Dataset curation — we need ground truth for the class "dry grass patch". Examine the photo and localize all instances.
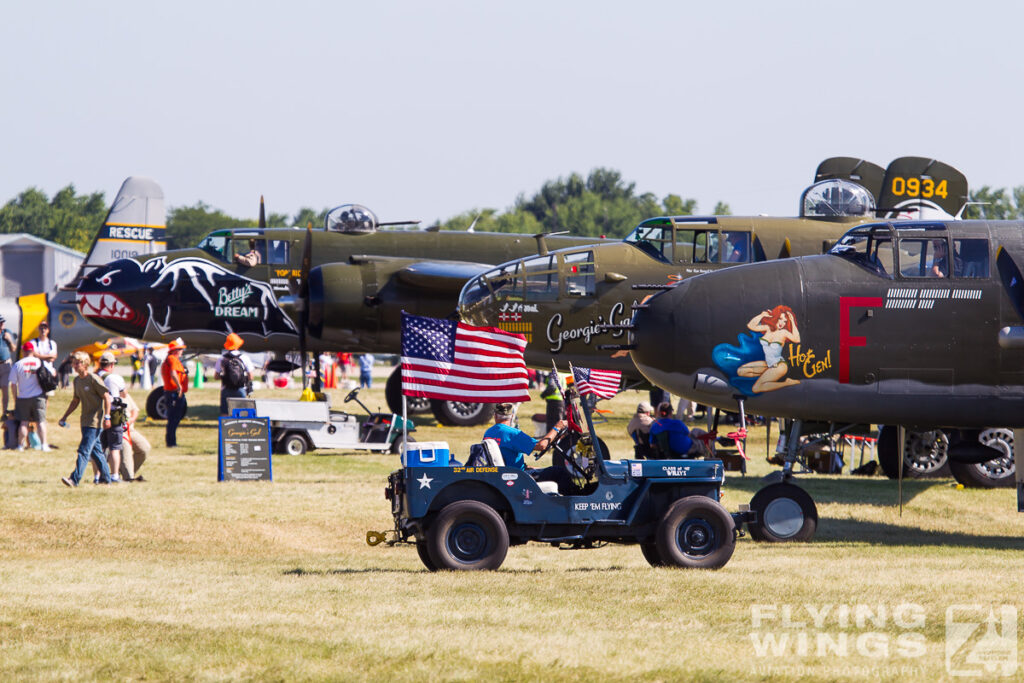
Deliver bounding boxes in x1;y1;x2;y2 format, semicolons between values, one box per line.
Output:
0;382;1021;680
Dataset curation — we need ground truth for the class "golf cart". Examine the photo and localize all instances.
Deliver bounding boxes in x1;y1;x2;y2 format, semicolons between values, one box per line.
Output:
227;388;414;455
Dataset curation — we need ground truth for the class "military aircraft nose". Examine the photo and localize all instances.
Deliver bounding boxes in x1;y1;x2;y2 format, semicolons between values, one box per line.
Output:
630;283;691;392
76;260;150;336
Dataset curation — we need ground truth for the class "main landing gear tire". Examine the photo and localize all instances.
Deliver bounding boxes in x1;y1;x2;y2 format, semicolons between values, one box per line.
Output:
877;427;950;479
385;369;431;416
145;387;187;421
949;428;1016;489
654;496;736;569
430;399;495;427
426;500;509;571
748;483;818;543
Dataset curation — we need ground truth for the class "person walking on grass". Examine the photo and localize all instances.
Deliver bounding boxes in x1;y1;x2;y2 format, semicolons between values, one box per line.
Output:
10;341;52;451
59;352;114;487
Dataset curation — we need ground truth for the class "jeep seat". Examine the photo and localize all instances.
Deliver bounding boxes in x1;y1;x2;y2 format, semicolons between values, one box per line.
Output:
535;480;560;495
482;439;504;467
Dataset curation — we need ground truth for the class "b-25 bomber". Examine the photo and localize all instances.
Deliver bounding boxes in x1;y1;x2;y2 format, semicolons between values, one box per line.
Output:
628;218;1024;534
76;199;603;425
458;157;968;377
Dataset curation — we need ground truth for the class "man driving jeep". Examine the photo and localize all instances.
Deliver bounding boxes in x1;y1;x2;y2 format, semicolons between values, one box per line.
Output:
483;403;573;493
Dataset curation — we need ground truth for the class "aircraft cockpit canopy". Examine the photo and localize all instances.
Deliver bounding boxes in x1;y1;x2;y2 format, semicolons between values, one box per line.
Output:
325;204;378;234
829;222;990;279
801;179;876;218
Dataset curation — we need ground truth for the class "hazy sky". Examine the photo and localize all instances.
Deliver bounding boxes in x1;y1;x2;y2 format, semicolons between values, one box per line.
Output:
2;2;1021;226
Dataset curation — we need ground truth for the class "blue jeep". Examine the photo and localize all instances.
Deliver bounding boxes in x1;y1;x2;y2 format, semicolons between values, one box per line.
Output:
384;434;746;571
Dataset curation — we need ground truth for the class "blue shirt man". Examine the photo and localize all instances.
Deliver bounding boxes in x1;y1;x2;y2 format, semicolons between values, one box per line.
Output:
648;402;693;457
482;404;568;487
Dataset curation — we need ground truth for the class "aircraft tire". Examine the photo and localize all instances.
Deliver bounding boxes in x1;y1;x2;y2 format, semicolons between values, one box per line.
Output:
949;429;1015;488
640;541;666;567
416;542;438;572
655;496;736;569
747;483;817;543
385;369;431;416
426;500;509;571
877;426;950;479
430;399;495;427
145;387;187;421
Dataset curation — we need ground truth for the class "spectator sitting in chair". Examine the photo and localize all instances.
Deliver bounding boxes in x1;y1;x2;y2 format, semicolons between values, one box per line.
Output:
649;402;706;458
626;401;655;459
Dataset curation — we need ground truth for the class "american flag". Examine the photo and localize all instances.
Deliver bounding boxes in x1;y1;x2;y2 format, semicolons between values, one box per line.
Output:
401;313;530;403
572;366;621;399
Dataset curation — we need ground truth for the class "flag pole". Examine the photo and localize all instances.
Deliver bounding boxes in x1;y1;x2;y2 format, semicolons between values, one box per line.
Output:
568;362;605;460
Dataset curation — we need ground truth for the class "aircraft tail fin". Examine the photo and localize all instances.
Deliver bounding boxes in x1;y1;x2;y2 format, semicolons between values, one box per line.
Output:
66;176;166;287
813;157;885;201
876;157;968;220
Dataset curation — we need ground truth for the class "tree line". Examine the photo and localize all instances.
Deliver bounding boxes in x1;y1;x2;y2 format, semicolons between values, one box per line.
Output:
1;170;1022;252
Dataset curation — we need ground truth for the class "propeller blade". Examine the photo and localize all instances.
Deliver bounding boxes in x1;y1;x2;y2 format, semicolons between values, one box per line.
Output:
299;224;313;389
996;246;1024;322
258;195;266;229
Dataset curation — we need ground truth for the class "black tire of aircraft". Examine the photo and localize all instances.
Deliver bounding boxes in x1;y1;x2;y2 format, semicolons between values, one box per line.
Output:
876;426;951;479
429;399;496;427
747;483;818;543
384;368;432;416
145;387;188;422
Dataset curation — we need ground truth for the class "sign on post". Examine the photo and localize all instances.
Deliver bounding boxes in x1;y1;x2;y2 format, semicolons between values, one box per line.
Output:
218;409;272;481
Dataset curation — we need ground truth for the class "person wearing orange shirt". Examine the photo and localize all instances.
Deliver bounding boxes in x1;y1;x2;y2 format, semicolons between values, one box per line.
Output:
160;338;188;447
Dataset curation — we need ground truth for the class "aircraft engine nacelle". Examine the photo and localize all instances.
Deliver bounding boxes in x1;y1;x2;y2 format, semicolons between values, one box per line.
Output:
306;263;378;347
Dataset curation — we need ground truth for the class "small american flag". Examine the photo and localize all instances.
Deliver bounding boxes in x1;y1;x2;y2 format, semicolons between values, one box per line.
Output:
572;366;621;399
401;313;530;403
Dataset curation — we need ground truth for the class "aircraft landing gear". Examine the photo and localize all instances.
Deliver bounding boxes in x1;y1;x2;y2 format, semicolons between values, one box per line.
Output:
384;367;494;426
746;410;819;543
145;387;188;421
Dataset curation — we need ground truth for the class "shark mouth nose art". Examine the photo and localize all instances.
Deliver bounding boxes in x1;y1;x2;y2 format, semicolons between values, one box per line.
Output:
78;292;141;324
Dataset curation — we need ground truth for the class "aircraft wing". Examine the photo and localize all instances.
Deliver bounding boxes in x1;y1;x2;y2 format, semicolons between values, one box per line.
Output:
394;260;491;292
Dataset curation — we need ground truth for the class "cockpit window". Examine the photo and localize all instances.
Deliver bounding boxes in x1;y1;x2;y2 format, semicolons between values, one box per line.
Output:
898;238;949;278
624;221;672;263
801;179;876;218
231;238;266;267
677;230;718;264
953;238;989;278
721;231;751;263
829;225;894;278
564;251;595;297
267;239;290;265
198;234;229;262
521;255;559;301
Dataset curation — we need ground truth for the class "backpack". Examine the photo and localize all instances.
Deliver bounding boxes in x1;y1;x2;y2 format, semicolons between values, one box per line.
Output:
222;354;247;390
36;363;58;393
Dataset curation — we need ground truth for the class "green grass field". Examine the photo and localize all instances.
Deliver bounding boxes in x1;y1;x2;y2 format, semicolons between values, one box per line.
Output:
1;381;1022;681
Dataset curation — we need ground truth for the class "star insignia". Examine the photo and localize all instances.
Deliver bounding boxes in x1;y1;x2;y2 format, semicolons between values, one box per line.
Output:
417;473;433;489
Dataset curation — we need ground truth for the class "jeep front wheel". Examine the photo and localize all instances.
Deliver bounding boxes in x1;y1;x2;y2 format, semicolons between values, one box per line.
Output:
427;500;509;570
655;496;736;569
